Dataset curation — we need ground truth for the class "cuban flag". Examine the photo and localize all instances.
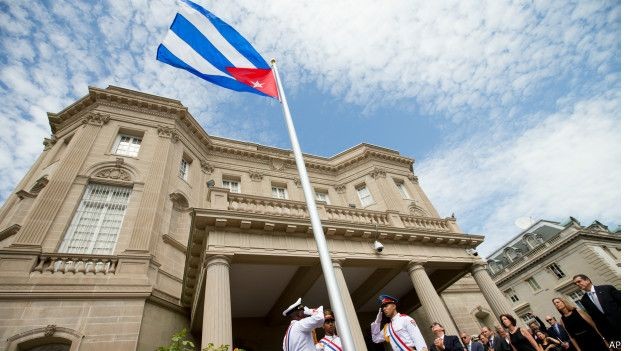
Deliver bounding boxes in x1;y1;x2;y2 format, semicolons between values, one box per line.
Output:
157;0;279;99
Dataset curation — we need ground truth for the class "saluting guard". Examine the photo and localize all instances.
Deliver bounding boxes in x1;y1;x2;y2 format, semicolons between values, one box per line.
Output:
283;297;325;351
316;309;342;351
371;294;428;351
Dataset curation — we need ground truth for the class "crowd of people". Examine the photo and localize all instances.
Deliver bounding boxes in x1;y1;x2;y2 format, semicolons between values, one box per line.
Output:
280;273;619;351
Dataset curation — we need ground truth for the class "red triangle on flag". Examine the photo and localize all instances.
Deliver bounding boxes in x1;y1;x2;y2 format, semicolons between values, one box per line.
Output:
226;67;279;99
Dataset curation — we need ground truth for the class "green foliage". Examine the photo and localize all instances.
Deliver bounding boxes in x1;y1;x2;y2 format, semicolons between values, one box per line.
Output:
157;329;233;351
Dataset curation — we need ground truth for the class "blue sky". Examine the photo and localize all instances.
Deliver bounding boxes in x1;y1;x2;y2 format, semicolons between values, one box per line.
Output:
0;0;620;254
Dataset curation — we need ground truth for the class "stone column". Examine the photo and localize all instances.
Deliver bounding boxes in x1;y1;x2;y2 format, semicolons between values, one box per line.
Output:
471;262;520;322
126;126;177;252
11;113;110;249
202;255;232;350
407;261;458;335
332;259;368;350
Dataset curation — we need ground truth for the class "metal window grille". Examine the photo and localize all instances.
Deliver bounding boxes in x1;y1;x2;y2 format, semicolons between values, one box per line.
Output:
272;186;288;199
568;290;585;310
315;191;329;204
115;135;142;157
222;180;240;193
395;181;411;199
505;289;520;302
179;159;189;180
357;186;373;206
546;263;566;279
59;183;132;254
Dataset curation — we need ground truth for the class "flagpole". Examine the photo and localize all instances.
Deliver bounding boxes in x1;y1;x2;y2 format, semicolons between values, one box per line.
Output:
271;59;357;351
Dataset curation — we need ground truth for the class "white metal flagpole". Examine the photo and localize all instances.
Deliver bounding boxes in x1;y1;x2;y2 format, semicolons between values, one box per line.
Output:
270;59;357;351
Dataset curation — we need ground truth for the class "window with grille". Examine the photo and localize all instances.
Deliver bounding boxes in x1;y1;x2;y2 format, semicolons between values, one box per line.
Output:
222;180;240;193
568;290;585;310
59;183;131;254
113;134;142;157
546;262;566;279
315;191;329;204
505;288;520;303
395;180;411;199
179;158;190;180
272;186;288;199
520;312;533;323
356;185;373;206
526;277;541;291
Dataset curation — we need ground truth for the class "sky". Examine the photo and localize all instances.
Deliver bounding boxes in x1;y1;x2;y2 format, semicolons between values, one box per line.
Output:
0;0;620;255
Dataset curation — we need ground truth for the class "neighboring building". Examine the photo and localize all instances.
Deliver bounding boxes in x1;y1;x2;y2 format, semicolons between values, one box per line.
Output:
0;86;515;351
486;218;621;324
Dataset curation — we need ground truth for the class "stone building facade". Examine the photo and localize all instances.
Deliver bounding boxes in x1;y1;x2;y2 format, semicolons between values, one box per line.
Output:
485;218;621;324
0;86;516;351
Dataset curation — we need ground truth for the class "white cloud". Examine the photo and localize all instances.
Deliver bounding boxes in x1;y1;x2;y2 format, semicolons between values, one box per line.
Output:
417;93;621;255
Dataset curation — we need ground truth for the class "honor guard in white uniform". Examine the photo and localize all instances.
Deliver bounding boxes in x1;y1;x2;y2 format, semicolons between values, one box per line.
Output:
283;297;324;351
371;294;428;351
316;309;342;351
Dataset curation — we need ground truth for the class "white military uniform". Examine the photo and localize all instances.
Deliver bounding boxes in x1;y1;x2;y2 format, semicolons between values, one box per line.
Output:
283;306;324;351
371;313;427;351
315;334;342;351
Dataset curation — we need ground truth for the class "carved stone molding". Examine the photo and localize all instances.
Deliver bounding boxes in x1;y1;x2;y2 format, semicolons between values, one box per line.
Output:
269;157;286;172
200;160;214;174
43;135;57;151
408;202;426;216
293;178;302;188
0;224;21;241
334;184;346;194
95;168;131;181
82;112;110;126
169;192;189;209
370;167;386;179
157;125;179;143
408;174;419;184
29;176;49;194
249;171;263;182
44;324;57;337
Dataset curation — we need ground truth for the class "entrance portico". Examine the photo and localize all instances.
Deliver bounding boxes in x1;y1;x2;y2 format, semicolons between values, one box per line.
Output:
182;188;517;350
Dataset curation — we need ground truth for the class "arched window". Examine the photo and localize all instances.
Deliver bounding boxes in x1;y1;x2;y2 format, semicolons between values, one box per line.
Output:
6;326;83;351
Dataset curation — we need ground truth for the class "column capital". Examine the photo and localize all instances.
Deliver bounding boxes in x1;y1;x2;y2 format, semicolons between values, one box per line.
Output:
471;261;488;273
331;258;346;268
157;125;180;143
370;167;387;179
82;112;110;126
203;254;232;269
407;260;426;273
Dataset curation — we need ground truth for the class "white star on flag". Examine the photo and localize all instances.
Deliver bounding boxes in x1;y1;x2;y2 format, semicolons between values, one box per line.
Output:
251;80;264;88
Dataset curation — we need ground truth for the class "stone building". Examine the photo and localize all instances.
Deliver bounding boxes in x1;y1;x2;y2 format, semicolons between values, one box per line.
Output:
0;86;515;351
485;218;621;324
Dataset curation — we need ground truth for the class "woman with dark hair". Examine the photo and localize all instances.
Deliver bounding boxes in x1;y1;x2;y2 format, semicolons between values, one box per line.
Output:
552;297;609;351
535;330;561;351
499;314;542;351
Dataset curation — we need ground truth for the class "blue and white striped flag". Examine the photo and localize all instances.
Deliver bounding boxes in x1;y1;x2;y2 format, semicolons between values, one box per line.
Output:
157;0;278;98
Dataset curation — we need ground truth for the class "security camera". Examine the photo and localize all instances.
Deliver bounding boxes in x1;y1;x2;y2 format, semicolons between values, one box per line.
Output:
374;240;384;253
466;248;478;256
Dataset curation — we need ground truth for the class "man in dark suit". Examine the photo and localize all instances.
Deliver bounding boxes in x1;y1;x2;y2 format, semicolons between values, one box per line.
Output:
460;332;484;351
429;322;463;351
544;315;575;350
480;326;511;351
573;273;621;344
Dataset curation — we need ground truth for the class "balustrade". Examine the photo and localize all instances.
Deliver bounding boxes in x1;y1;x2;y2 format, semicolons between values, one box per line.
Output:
31;254;118;275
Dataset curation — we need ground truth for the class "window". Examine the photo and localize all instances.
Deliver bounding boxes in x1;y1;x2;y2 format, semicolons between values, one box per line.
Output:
395;180;411;199
222;180;240;193
526;277;541;291
113;134;142;157
179;158;190;180
546;262;566;279
568;290;585;310
356;185;374;206
59;183;131;254
520;312;533;323
272;186;288;199
315;191;330;204
505;288;520;303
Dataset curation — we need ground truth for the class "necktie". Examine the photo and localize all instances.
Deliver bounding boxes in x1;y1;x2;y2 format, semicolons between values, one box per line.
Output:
589;291;604;313
554;324;560;337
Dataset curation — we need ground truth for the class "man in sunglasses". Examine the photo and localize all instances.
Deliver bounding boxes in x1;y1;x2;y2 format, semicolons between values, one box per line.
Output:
544;315;574;350
316;309;342;350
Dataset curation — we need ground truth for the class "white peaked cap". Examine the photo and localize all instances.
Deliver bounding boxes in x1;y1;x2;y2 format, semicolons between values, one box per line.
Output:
282;297;303;316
